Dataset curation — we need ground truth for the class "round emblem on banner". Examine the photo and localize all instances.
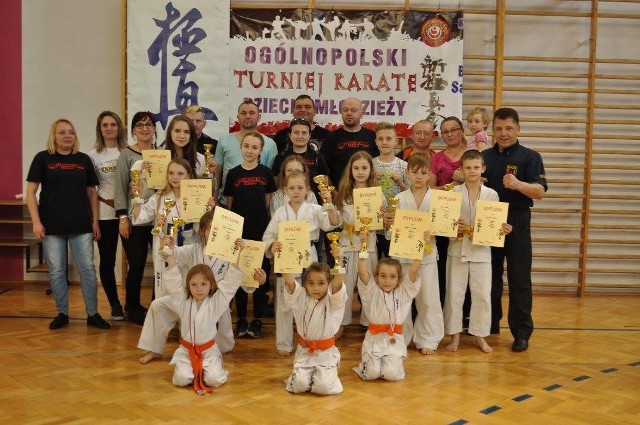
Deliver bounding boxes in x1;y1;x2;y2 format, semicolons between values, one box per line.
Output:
420;16;450;47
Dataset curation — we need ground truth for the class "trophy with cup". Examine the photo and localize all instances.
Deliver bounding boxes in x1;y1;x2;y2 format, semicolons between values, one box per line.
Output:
151;198;176;236
358;216;373;259
326;231;345;275
161;216;186;255
387;197;399;232
202;144;213;178
312;174;335;211
130;169;143;205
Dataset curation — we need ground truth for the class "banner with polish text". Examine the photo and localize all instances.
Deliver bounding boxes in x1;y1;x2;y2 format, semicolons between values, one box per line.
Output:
230;9;463;136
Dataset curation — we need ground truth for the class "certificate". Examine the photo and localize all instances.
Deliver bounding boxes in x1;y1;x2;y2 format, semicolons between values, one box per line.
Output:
238;240;266;288
472;200;509;247
204;207;244;262
180;179;212;223
389;209;430;260
274;220;311;274
429;189;462;238
142;150;171;190
353;186;384;231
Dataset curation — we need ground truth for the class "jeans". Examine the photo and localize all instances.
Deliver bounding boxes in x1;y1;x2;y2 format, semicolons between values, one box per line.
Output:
97;219;121;307
43;233;98;315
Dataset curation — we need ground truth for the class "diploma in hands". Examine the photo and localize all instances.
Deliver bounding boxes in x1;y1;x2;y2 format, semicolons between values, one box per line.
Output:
472;200;509;247
389;209;430;260
429;189;462;238
238;240;266;288
142;150;171;190
274;220;311;274
204;207;244;262
353;186;384;231
180;179;212;223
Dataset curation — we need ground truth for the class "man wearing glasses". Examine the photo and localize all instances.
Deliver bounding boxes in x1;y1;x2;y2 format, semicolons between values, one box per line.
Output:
397;119;437;161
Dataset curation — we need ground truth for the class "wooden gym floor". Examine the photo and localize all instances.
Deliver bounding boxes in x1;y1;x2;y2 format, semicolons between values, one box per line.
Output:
0;283;638;424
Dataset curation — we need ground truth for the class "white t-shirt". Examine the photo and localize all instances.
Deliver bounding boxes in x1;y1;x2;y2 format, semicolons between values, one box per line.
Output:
88;146;121;220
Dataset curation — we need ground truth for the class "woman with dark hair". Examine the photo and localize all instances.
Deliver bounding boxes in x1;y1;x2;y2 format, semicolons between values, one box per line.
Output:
26;118;110;330
88;111;128;320
163;115;207;177
114;111;157;325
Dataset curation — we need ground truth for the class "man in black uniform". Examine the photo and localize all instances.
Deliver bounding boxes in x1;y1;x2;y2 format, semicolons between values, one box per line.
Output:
482;107;547;352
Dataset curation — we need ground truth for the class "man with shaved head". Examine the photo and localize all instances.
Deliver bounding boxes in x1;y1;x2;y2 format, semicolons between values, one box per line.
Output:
320;97;379;186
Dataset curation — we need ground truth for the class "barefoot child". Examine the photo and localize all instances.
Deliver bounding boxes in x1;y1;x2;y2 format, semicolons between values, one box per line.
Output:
137;210;267;364
353;228;424;381
466;107;490;152
263;170;340;356
391;153;443;354
282;245;347;395
164;238;246;394
444;150;512;353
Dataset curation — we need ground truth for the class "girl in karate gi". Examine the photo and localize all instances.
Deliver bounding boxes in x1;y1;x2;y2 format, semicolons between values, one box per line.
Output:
270;154;318;216
163;238;245;394
138;210;266;364
444;150;511;353
263;170;340;356
333;151;385;337
390;153;444;354
281;246;347;395
132;158;198;298
353;228;425;381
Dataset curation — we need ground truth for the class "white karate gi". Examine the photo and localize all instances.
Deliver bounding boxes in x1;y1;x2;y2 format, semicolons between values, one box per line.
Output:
392;189;444;350
444;184;498;337
353;271;420;381
283;280;347;395
263;201;340;353
166;265;243;388
339;203;378;327
132;192;197;297
137;243;237;355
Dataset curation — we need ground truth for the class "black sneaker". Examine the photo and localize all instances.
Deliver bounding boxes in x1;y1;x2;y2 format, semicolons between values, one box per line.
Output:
87;313;111;329
49;313;69;330
128;309;146;326
247;319;262;338
111;305;125;321
235;318;248;337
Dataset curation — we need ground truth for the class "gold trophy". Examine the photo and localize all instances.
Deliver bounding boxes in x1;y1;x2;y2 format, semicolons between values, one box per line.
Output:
130;169;143;204
387;197;399;233
358;216;373;259
443;182;456;191
202;144;213;178
161;216;186;255
326;231;345;275
151;198;176;236
313;175;334;211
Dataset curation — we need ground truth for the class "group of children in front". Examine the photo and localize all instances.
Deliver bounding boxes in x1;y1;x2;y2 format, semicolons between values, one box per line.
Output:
134;106;510;396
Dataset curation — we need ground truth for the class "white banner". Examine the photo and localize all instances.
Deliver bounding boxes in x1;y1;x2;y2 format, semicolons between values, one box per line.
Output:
127;0;230;139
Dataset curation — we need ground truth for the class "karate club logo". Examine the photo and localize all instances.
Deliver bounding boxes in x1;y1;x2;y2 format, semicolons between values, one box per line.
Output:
420;16;450;47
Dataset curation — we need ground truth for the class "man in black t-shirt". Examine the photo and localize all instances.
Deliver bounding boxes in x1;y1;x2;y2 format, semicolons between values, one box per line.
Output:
482;107;548;353
320;97;379;186
273;94;329;153
184;105;219;155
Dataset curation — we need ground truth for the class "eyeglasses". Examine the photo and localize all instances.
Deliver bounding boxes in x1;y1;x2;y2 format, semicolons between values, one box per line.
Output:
134;123;155;129
441;128;461;136
290;117;310;125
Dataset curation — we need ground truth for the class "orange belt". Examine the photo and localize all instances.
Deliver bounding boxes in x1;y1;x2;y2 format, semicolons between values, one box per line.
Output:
180;337;216;395
368;323;403;336
298;337;335;354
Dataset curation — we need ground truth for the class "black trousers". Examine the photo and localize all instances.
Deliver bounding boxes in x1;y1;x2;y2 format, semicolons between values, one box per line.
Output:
97;219;121;307
491;208;534;340
121;225;153;311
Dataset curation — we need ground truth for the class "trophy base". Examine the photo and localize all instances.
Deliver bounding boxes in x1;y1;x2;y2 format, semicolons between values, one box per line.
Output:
161;246;173;257
321;203;334;212
331;267;346;275
358;252;369;259
131;198;145;205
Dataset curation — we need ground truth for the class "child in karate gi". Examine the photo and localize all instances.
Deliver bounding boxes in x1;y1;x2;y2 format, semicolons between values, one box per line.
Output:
353;228;425;381
282;244;347;395
444;149;512;353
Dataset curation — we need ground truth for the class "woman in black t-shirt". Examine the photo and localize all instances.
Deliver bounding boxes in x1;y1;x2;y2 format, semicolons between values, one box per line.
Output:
26;118;111;330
